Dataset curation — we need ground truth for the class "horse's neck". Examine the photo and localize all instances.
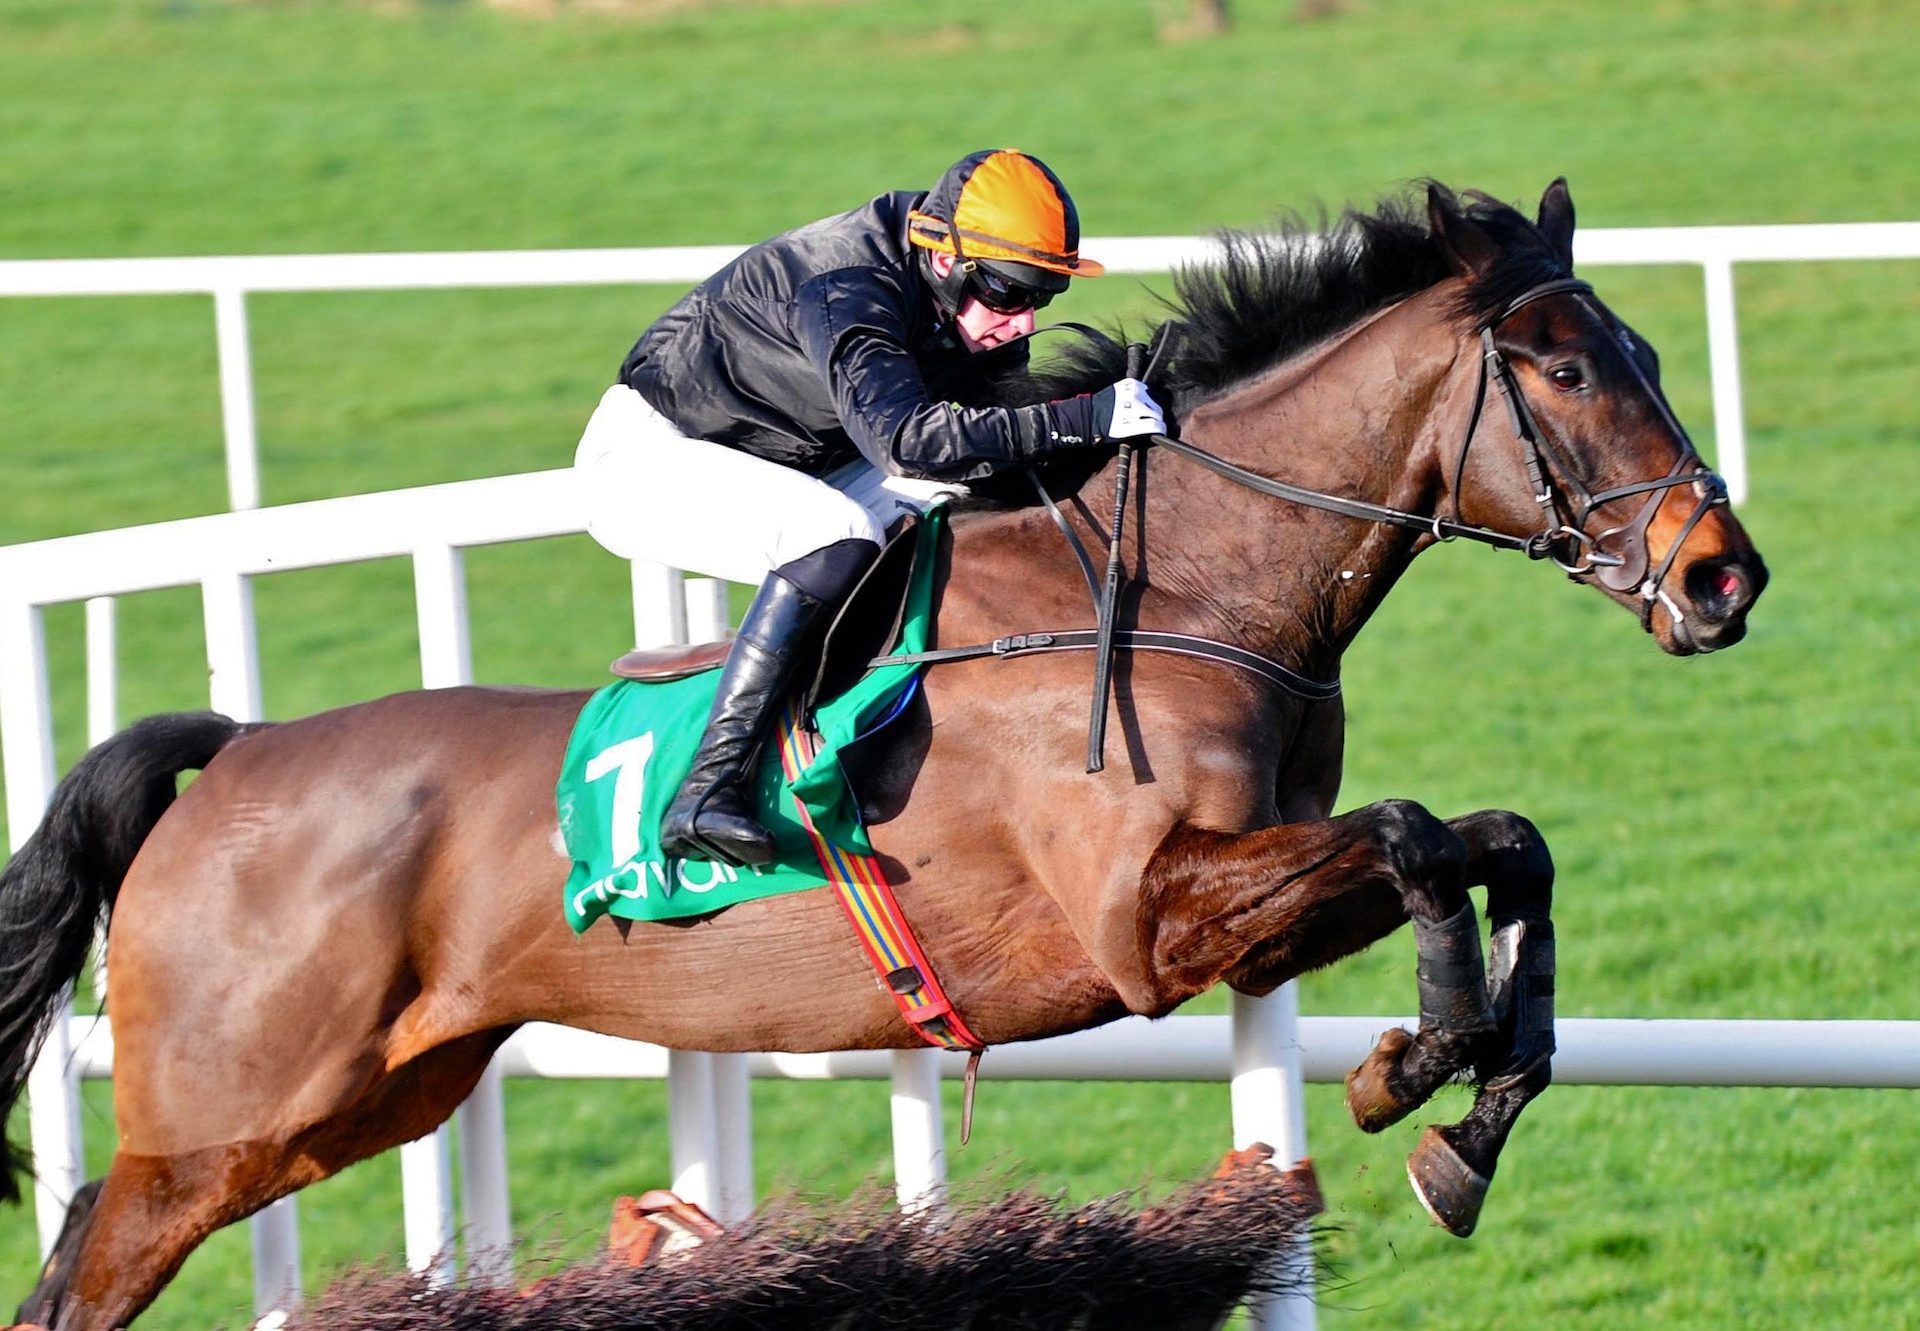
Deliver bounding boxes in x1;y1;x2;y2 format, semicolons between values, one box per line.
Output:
1135;290;1474;672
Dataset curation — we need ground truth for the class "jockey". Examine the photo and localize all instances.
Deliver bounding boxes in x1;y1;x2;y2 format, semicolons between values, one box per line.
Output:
575;148;1165;867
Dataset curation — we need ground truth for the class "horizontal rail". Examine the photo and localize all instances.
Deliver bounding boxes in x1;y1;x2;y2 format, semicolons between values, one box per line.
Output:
0;224;1914;298
0;468;582;607
63;1014;1920;1090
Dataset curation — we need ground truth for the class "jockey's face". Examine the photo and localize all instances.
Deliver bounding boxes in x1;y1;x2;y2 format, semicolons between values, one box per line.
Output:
928;251;1041;352
953;295;1038;351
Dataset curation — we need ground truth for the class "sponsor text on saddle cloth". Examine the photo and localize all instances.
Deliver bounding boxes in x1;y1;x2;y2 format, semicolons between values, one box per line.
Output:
558;508;945;931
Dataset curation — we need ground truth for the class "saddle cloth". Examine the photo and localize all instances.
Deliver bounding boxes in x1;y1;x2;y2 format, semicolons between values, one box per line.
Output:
557;508;943;932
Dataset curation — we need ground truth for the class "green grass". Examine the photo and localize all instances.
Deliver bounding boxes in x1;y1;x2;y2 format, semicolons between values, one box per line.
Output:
2;0;1918;1326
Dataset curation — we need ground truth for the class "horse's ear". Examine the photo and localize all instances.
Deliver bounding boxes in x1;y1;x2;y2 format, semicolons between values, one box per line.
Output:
1427;182;1500;278
1537;177;1576;269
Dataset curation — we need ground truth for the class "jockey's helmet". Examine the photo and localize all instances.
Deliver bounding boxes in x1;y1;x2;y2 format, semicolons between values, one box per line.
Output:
908;149;1106;315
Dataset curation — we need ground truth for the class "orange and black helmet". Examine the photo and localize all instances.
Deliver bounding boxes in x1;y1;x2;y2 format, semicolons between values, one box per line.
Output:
909;149;1104;311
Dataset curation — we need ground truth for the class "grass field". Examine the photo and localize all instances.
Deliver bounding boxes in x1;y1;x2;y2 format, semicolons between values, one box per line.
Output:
2;0;1917;1326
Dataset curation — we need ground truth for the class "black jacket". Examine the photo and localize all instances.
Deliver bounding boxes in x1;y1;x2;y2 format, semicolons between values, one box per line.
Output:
621;192;1087;482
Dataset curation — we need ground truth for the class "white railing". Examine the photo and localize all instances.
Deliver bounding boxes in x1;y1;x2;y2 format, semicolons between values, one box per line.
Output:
0;472;1325;1323
9;473;1920;1331
3;223;1917;1328
3;222;1919;511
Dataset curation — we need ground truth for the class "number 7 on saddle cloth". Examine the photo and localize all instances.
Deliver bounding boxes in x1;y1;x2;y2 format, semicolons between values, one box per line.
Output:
557;507;945;933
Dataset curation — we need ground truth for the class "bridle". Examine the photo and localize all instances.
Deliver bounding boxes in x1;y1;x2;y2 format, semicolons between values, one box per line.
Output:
1152;275;1730;640
1449;276;1731;638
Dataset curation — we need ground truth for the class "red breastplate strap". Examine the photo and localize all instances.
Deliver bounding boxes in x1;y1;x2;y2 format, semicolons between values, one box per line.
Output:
777;708;986;1054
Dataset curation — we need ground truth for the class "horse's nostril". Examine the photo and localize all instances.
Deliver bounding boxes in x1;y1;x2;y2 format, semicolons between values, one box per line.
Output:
1686;560;1751;623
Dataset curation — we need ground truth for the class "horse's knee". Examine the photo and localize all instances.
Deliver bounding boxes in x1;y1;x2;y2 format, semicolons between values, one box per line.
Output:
1450;808;1554;916
1357;798;1467;919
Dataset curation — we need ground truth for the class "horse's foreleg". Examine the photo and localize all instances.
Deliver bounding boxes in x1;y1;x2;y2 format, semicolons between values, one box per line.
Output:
1338;814;1505;1135
1143;800;1495;1093
1143;802;1551;1240
1402;809;1557;1237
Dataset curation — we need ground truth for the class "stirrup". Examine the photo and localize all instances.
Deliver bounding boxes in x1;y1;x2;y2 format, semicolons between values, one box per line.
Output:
662;783;776;867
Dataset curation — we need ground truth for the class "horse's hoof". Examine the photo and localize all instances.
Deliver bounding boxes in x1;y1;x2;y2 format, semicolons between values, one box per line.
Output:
1406;1124;1490;1238
1344;1025;1415;1132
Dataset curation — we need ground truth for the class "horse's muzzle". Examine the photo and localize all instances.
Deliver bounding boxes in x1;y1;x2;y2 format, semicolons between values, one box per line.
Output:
1669;554;1769;653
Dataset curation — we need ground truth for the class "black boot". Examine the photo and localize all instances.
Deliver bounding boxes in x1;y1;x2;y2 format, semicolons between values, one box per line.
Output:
659;540;878;865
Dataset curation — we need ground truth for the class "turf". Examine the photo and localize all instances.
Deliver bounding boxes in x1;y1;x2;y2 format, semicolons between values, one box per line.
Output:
1;0;1917;1327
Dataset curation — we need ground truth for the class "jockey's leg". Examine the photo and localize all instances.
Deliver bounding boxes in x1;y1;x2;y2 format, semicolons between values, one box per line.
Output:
574;386;961;864
660;537;879;865
575;385;882;582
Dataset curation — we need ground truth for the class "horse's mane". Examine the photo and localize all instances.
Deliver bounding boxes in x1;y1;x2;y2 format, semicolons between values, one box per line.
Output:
946;182;1568;436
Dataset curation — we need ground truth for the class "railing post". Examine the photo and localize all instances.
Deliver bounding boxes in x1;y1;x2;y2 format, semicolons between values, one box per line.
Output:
202;569;264;724
456;1065;514;1283
712;1051;755;1224
667;1049;720;1211
684;577;730;646
213;286;261;511
1701;257;1750;505
202;568;302;1315
416;541;514;1290
0;598;87;1260
890;1048;946;1211
1232;985;1315;1331
678;576;756;1219
85;595;117;1004
626;566;742;1217
399;543;478;1284
84;597;117;746
399;1132;456;1286
629;561;687;649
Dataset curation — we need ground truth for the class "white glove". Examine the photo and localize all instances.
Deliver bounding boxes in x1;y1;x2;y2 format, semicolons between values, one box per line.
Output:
1100;377;1167;440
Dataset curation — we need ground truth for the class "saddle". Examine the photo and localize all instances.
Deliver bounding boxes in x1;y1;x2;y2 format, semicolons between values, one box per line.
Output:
610;514;929;711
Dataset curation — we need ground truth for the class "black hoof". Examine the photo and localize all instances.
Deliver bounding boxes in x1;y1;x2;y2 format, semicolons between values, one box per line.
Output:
1406;1124;1490;1238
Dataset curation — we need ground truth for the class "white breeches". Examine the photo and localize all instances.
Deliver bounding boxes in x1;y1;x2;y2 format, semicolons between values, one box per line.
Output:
573;385;966;585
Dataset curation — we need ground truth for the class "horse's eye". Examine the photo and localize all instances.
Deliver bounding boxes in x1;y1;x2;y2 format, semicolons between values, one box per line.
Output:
1548;364;1586;391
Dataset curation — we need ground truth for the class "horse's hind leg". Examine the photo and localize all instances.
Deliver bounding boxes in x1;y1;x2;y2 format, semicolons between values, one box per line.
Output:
1402;809;1557;1237
35;1031;504;1330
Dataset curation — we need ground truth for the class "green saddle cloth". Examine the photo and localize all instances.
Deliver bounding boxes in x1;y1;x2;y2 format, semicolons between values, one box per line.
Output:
557;508;943;932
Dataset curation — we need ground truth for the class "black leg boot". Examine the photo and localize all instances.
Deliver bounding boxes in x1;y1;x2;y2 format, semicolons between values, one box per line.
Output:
659;539;876;866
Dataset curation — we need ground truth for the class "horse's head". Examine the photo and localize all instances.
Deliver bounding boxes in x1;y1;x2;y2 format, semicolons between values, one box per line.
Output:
1428;180;1768;654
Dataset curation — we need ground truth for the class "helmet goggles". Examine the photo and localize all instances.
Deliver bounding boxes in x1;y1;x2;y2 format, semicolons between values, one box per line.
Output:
965;261;1057;314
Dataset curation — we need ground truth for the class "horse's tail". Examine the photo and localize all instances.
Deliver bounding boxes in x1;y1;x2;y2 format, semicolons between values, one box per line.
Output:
0;710;243;1205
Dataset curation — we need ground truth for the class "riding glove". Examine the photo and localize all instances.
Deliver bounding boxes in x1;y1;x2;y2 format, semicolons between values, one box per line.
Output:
1042;377;1167;454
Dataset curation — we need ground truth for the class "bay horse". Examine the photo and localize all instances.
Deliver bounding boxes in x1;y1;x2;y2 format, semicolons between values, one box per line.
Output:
3;180;1765;1328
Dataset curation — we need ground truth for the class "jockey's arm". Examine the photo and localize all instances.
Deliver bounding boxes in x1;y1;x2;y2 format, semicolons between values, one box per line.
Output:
796;272;1096;482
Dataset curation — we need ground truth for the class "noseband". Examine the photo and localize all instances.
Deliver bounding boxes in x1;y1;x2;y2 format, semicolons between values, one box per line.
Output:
1457;276;1731;638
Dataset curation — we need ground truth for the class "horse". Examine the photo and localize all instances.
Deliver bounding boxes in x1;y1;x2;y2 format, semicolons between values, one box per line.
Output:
1;179;1766;1328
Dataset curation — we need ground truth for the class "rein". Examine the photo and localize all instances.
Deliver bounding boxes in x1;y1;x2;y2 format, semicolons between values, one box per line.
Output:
884;276;1730;763
1153;277;1726;576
